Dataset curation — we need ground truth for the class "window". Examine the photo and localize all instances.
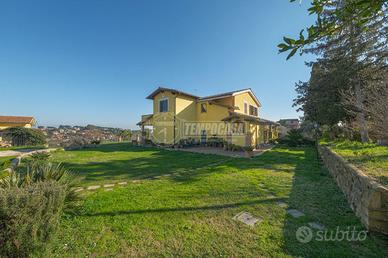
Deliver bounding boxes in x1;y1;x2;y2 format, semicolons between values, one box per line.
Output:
249;105;258;116
244;102;248;114
159;98;168;112
201;103;207;113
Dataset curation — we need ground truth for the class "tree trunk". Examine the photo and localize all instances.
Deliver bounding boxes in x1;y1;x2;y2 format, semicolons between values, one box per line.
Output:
355;80;369;143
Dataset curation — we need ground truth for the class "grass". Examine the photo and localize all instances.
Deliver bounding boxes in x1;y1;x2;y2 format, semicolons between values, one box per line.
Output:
40;143;387;257
324;141;388;188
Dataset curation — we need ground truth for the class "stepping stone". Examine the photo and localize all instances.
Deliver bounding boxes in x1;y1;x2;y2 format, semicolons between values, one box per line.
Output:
74;187;84;192
117;182;127;185
103;184;115;188
267;194;276;198
308;222;325;230
233;211;263;226
131;180;141;183
277;201;287;208
87;185;101;190
104;188;113;191
262;189;269;192
287;209;304;218
259;183;265;187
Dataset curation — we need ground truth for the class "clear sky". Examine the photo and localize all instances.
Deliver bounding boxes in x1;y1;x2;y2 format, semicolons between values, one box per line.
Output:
0;0;314;129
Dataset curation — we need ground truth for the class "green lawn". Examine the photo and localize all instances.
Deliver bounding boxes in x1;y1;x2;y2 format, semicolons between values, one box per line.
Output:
42;143;387;257
325;141;388;188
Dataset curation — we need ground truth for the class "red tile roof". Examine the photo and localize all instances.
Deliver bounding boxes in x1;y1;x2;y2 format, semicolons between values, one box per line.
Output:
0;116;35;124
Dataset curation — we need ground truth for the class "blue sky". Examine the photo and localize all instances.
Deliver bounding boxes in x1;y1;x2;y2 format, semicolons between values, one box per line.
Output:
0;0;314;129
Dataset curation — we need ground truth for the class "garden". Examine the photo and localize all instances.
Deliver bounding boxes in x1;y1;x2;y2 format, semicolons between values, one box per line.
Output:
1;142;387;257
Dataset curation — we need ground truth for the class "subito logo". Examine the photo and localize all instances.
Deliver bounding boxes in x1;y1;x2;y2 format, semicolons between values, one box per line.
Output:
296;226;313;243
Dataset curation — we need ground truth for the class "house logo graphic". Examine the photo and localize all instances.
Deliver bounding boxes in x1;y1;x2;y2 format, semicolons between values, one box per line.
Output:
151;112;184;144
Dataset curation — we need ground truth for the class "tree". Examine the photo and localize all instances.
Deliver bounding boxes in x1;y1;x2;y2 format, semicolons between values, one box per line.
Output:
342;74;388;141
4;127;46;146
118;129;132;142
278;0;387;59
290;0;387;142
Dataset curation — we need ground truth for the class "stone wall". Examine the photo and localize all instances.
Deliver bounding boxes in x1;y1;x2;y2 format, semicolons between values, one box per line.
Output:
318;145;388;234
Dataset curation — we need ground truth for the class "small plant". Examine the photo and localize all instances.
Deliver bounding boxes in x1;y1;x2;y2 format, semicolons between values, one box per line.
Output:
0;162;79;257
243;146;254;152
30;152;51;161
91;139;101;145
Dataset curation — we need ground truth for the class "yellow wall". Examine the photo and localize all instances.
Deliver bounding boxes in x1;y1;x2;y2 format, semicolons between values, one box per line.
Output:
176;95;196;121
196;100;230;122
0;123;32;130
151;91;176;144
147;89;269;147
153;91;176;114
234;92;260;116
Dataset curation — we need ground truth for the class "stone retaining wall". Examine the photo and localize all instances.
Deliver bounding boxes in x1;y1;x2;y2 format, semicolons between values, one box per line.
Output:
318;145;388;234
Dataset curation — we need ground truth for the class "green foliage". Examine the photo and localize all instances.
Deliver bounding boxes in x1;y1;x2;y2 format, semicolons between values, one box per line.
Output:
118;129;132;141
243;146;254;152
4;127;46;146
0;162;79;257
206;137;225;148
90;139;101;145
30;152;51;161
0;181;66;257
279;129;315;147
223;143;243;152
290;0;387;141
278;0;387;58
0;157;13;171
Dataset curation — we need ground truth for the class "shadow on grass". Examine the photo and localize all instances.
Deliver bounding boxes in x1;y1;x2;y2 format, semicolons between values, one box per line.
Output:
61;144;310;185
82;198;285;217
69;143;158;153
61;146;231;184
282;147;388;257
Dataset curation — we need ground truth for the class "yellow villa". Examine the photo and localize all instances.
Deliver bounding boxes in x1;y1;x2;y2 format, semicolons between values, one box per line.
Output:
138;87;279;148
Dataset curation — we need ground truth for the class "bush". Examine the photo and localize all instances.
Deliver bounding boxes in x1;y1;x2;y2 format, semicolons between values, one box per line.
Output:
30;152;51;162
243;146;254;152
0;159;12;171
279;129;315;147
0;181;66;257
0;162;79;257
3;127;46;147
90;140;101;145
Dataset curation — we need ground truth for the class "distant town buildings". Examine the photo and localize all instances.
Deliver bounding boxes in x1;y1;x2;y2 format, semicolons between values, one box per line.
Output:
37;124;127;147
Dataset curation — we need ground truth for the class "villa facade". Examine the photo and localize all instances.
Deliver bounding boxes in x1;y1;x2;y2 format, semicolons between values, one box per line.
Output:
138;87;279;147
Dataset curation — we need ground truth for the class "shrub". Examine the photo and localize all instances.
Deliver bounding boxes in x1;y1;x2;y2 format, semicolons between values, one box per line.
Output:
91;140;101;145
0;159;12;171
279;129;315;147
30;152;51;163
243;146;254;152
3;127;46;147
0;162;79;257
0;181;66;257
